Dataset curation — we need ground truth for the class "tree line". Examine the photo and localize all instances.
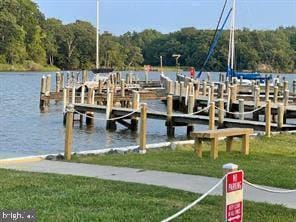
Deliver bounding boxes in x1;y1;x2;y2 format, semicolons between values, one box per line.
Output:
0;0;295;72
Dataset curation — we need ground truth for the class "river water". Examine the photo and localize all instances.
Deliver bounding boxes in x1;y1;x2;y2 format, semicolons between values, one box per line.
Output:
0;71;295;158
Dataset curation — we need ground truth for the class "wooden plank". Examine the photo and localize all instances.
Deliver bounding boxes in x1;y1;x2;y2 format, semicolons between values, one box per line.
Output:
191;128;253;139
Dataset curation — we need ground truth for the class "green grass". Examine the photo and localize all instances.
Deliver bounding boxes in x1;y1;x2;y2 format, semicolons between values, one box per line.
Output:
0;168;295;221
71;133;296;189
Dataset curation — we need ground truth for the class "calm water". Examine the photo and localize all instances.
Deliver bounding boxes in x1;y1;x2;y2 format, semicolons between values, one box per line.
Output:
0;71;296;158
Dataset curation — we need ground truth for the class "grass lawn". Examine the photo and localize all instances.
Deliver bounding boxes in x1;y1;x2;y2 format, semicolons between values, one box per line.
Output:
0;168;295;221
71;134;296;189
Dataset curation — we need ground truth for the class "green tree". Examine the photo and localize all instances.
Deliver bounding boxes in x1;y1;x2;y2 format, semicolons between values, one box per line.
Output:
44;18;63;66
0;11;27;64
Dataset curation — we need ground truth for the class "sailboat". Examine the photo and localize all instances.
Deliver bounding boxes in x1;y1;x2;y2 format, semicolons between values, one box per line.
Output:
196;0;272;83
226;0;271;83
92;0;114;74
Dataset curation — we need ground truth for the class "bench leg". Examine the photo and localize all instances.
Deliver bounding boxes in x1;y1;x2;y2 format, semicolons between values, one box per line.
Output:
242;134;250;155
194;138;203;158
226;137;234;152
211;138;218;159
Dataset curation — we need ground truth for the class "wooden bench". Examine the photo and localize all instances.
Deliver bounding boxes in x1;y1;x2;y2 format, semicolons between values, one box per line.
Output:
190;128;254;159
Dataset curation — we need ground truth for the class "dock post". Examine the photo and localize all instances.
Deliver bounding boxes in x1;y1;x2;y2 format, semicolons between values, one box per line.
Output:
39;76;47;111
253;86;260;121
126;73;130;84
106;91;116;130
80;85;85;104
79;85;85;124
139;103;147;154
168;80;174;95
240;76;243;85
218;99;224;128
116;72;121;84
218;83;224;99
174;81;180;96
232;84;238;102
283;81;288;92
60;73;65;90
265;79;270;101
179;82;184;110
97;80;102;94
239;99;244;120
221;73;225;83
56;72;62;93
284;90;289;107
210;83;215;102
194;81;200;99
274;86;279;103
209;102;215;130
64;104;74;161
45;74;51;96
185;85;189;106
82;70;88;83
277;104;284;130
251;80;256;96
71;84;76;104
63;88;67;113
120;79;125;107
120;79;125;97
265;100;271;137
227;85;234;118
283;90;289;124
225;80;229;94
186;94;195;137
86;88;94;126
131;91;140;131
166;95;175;137
226;87;231;113
293;80;296;103
202;81;207;96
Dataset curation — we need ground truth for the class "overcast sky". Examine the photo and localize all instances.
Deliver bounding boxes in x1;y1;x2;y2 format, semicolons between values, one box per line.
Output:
35;0;296;35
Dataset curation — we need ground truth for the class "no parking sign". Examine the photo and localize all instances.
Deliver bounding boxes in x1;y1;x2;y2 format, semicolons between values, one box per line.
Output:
225;170;244;222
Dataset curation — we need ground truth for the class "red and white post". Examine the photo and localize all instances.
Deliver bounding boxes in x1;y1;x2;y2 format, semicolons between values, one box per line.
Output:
223;163;244;222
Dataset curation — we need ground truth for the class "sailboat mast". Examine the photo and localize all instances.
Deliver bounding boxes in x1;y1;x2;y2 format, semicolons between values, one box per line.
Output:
227;19;232;69
96;0;100;69
230;0;236;70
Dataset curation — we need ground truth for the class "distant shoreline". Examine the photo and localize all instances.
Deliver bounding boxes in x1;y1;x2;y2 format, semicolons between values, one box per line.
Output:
0;63;59;73
0;64;294;75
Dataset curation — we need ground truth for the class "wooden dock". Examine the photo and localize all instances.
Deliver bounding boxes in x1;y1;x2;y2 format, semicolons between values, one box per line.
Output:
38;70;296;152
73;103;296;132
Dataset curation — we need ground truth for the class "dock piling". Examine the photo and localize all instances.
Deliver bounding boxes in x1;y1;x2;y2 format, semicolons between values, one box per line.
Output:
218;99;224;128
64;104;74;160
131;91;140;131
265;100;271;137
239;99;244;120
277;104;284;130
209;102;215;130
166;95;175;137
139;103;147;154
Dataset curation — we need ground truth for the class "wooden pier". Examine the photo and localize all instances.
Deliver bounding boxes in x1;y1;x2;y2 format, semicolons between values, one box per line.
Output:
38;70;296;159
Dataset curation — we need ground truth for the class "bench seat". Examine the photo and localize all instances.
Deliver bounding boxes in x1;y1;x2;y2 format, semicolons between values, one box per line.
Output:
191;128;254;159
